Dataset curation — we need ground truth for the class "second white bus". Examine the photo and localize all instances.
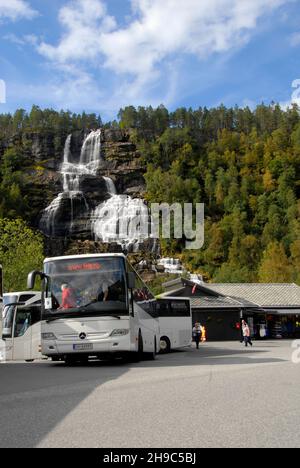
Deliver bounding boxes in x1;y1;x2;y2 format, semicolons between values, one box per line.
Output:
2;292;42;362
157;297;192;353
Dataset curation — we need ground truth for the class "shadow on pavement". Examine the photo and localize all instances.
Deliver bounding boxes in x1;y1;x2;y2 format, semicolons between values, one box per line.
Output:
0;343;288;448
0;360;128;448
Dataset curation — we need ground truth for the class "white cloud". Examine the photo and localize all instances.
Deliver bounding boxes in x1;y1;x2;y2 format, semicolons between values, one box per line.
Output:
0;0;37;21
38;0;116;63
38;0;289;73
35;0;291;110
279;79;300;110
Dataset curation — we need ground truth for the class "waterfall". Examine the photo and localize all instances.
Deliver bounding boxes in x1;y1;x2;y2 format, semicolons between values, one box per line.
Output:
63;134;72;164
103;177;117;196
40;131;103;236
79;129;102;171
63;173;80;193
91;195;150;252
158;257;184;274
40;130;154;252
41;193;65;237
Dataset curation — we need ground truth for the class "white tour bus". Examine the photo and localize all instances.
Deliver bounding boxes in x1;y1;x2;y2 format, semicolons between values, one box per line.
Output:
2;292;42;362
27;254;160;363
157;297;192;353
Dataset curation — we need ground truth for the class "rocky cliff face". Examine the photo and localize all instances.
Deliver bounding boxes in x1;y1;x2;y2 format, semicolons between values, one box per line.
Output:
21;129;145;212
4;128;155;256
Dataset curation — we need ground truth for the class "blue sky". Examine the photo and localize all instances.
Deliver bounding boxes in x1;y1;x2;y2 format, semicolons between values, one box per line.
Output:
0;0;300;121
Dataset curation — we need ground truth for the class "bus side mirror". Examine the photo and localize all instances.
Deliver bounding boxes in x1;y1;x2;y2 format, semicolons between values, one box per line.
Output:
27;271;44;290
127;272;136;290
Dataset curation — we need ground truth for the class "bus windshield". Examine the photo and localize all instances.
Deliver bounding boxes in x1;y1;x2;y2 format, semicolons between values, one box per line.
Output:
44;257;128;316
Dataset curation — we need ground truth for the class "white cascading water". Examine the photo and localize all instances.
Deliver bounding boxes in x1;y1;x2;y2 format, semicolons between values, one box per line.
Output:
79;129;102;170
63;134;72;164
92;192;150;252
103;177;117;196
41;131;103;236
41;130;153;251
158;258;185;274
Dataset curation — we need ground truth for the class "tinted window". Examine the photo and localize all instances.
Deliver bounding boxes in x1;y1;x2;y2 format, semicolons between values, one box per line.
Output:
25;307;41;326
14;311;31;338
157;300;191;317
19;294;36;303
127;263;156;316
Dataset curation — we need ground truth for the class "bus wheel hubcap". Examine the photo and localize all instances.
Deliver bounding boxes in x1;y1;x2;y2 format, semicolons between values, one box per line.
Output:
160;340;167;350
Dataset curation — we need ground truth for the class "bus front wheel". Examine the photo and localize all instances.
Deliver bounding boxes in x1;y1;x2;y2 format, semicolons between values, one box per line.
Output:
160;336;171;354
130;331;143;362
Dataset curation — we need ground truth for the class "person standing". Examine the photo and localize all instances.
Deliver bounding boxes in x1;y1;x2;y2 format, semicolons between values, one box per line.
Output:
242;320;253;347
193;322;202;349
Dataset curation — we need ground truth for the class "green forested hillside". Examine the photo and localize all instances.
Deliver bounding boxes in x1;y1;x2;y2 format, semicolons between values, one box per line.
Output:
120;104;300;284
0;104;299;288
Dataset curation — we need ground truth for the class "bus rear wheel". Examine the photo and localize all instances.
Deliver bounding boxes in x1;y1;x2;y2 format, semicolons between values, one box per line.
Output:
160;336;171;354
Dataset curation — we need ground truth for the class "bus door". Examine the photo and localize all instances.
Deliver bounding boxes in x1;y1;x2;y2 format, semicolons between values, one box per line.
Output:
12;308;33;361
13;306;41;361
1;305;41;361
2;305;15;360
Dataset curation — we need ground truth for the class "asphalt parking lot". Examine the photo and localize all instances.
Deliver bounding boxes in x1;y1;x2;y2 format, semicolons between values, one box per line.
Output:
0;340;299;448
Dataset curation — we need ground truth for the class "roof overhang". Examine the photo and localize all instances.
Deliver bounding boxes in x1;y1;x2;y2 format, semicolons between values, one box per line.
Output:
263;308;300;316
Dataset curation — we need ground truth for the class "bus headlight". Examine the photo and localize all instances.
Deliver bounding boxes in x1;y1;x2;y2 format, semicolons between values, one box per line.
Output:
110;329;129;337
42;333;57;340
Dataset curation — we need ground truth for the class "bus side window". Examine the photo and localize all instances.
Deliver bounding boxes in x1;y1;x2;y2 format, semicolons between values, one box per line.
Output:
170;301;190;317
127;262;155;314
148;301;158;318
157;301;170;317
14;312;31;338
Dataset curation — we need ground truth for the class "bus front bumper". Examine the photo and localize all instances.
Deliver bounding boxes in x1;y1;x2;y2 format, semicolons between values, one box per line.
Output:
42;336;134;357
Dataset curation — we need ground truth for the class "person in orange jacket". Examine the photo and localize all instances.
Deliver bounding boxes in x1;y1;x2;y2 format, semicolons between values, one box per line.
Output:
201;326;207;342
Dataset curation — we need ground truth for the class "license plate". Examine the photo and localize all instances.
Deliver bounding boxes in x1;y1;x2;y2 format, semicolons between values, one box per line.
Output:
73;344;93;351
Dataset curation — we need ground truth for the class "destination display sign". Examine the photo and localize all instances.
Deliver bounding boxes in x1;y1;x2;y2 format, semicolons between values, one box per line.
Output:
67;263;102;272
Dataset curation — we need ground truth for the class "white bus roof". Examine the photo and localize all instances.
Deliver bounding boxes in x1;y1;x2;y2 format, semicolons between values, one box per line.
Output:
44;253;127;263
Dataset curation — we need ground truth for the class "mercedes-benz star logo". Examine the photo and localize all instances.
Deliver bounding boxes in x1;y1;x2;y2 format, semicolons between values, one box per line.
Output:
79;333;87;340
